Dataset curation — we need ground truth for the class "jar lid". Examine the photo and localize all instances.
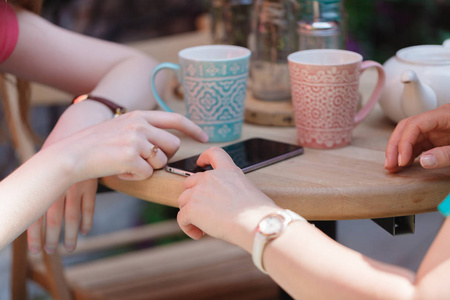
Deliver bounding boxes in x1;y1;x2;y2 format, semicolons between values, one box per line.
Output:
298;20;340;36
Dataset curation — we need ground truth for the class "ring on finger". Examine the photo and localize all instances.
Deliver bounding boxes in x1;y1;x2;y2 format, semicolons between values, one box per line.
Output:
148;145;159;159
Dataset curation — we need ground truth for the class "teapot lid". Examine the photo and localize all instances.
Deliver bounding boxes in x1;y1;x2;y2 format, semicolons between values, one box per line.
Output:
397;45;450;65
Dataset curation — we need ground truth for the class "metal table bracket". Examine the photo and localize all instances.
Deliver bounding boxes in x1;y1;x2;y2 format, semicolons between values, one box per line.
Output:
371;215;415;235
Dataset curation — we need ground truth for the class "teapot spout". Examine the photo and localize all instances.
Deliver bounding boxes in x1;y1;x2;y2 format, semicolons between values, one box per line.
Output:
400;70;437;117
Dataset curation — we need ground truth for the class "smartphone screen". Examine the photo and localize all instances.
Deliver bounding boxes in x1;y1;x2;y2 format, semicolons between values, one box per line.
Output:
166;138;304;176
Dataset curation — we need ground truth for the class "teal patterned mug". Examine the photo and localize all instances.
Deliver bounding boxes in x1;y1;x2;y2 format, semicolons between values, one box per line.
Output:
151;45;251;143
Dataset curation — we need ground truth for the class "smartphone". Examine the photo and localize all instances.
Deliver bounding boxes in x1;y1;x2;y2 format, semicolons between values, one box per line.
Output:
166;138;304;176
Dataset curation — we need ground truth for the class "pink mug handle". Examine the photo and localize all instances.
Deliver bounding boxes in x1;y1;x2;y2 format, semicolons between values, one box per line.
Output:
354;61;385;125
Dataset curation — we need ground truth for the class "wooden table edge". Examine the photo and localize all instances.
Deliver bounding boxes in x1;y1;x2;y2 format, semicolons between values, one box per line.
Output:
100;170;444;221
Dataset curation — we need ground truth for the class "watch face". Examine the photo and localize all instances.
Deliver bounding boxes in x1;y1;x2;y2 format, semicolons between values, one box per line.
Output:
259;215;284;236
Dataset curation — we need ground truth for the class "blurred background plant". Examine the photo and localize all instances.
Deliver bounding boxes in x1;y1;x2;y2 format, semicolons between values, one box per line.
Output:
344;0;450;63
210;0;450;63
41;0;209;42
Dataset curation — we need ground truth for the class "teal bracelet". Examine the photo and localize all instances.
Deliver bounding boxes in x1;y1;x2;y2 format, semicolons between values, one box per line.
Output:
438;193;450;216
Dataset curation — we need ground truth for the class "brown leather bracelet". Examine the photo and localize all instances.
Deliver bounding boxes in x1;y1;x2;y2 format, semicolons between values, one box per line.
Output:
72;94;127;117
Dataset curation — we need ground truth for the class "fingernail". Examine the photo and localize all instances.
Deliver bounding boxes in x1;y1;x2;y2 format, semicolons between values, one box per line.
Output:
398;154;403;166
65;244;75;252
45;246;55;254
81;225;91;235
420;154;437;168
28;246;41;254
201;132;209;143
384;158;387;168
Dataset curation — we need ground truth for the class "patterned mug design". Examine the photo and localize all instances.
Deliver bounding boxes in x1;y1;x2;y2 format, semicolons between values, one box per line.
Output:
288;49;385;149
152;45;251;143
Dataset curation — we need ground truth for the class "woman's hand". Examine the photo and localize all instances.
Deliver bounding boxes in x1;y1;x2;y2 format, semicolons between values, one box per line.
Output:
177;147;278;252
27;179;99;253
385;104;450;173
27;111;208;253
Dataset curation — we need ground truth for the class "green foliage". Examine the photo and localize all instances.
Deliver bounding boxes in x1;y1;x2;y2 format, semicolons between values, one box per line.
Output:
344;0;449;62
141;201;178;224
141;202;187;245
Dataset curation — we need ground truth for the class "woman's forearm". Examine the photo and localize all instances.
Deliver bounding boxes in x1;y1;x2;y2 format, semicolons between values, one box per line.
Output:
88;51;164;111
0;145;76;249
262;222;416;300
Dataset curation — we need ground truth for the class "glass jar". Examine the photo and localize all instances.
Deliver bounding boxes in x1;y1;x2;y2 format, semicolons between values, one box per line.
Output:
298;0;343;21
249;0;299;101
211;0;254;47
298;0;342;50
297;0;346;49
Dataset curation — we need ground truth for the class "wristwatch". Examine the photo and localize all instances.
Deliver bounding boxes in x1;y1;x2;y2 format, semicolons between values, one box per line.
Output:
252;209;307;274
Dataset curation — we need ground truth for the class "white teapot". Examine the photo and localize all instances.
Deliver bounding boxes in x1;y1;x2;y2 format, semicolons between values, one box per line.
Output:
379;40;450;123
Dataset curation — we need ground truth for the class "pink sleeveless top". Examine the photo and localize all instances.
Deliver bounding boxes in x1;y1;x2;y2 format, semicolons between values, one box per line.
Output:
0;1;19;64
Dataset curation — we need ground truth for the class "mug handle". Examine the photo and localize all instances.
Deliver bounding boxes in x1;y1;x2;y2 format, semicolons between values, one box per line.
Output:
151;62;180;112
354;61;386;125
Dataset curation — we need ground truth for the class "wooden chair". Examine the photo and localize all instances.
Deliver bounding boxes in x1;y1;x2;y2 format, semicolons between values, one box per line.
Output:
6;81;279;300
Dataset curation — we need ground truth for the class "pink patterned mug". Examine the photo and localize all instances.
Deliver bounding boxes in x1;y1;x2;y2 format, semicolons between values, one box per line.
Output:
288;49;385;149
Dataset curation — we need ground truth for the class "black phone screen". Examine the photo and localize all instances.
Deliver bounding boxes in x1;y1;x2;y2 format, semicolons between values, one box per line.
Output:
166;138;304;176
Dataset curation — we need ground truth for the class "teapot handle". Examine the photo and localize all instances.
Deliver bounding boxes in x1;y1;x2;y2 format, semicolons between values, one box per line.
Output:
354;61;386;125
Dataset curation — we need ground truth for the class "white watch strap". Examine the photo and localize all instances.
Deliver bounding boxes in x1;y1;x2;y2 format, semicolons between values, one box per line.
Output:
285;209;306;222
252;209;307;274
252;232;269;274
